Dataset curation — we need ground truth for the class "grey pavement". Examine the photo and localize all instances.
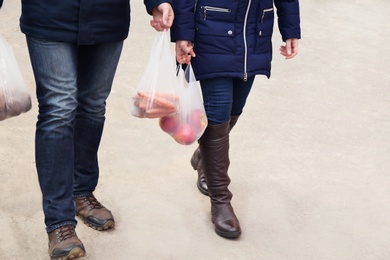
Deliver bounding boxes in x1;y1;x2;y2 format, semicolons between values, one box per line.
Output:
1;1;390;259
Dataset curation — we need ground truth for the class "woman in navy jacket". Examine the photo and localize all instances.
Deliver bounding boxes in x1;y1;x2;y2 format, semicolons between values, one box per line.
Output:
2;0;172;259
171;0;301;239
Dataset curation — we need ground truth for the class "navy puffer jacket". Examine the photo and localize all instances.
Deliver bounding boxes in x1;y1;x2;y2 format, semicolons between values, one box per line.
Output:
19;0;172;45
171;0;301;80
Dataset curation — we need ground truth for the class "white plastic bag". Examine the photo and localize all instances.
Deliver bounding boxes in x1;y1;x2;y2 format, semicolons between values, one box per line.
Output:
130;30;179;119
0;35;32;121
158;64;208;145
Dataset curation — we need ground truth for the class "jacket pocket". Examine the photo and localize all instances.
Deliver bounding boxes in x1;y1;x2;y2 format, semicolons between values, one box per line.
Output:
255;7;274;54
194;5;235;54
200;6;232;21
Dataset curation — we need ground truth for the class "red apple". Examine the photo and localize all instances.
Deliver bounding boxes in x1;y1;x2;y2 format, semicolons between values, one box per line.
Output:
6;99;22;117
188;109;207;133
159;114;180;134
20;92;32;112
173;123;197;145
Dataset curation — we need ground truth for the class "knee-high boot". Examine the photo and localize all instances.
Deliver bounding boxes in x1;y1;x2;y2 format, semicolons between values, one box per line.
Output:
191;114;240;196
199;120;241;238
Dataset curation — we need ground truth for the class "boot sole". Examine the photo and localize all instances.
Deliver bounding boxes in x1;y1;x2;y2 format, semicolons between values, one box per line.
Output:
76;213;115;231
215;228;242;239
50;247;86;260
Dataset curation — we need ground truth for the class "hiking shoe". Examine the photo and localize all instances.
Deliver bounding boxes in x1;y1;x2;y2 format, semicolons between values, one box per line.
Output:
48;224;86;260
74;194;115;231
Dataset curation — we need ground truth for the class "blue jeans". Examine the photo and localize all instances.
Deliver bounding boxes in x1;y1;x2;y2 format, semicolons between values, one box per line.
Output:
26;37;123;233
200;76;255;125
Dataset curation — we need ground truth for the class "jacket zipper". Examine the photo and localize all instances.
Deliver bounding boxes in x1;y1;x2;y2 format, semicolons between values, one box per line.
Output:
243;0;251;81
201;6;231;21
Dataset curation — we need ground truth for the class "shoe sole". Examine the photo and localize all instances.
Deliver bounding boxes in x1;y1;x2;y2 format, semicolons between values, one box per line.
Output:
76;213;115;231
50;247;86;260
215;228;242;239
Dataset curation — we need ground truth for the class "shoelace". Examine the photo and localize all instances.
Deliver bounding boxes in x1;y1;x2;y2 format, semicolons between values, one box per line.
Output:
57;225;76;241
82;195;104;209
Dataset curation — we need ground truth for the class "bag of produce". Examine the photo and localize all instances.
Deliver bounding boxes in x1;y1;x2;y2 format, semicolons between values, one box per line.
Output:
159;64;207;145
130;29;179;119
0;34;32;121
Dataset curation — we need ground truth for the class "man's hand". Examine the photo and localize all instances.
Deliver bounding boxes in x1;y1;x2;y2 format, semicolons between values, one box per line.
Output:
279;38;299;59
150;3;174;31
175;40;196;64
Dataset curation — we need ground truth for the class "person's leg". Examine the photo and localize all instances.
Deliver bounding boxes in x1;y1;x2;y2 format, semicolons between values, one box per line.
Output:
27;36;79;232
191;76;255;196
228;75;255;130
190;77;233;195
72;41;123;231
200;77;233;125
231;76;255;117
196;77;243;238
26;36;85;259
73;41;123;195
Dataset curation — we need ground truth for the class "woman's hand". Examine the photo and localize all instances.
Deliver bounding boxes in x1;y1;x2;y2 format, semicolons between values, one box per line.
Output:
280;38;299;59
150;3;174;31
175;40;196;64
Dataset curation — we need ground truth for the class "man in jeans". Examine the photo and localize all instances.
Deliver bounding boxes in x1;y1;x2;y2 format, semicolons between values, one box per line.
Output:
1;0;173;259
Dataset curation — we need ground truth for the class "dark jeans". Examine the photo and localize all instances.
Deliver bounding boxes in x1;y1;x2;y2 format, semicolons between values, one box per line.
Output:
200;76;255;125
26;37;123;233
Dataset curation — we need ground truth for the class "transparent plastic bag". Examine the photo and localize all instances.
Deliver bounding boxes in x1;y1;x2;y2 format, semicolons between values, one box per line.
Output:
0;35;32;121
130;30;179;119
158;64;208;145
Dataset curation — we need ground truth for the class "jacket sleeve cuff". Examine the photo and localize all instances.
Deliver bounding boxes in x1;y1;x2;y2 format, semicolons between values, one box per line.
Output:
170;13;195;42
279;15;301;41
275;1;301;41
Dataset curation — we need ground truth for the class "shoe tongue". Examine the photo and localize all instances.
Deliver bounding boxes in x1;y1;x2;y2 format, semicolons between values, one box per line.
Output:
87;196;103;209
59;225;75;240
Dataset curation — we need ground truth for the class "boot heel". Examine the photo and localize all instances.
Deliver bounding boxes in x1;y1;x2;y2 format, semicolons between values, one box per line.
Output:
190;147;209;196
190;147;200;170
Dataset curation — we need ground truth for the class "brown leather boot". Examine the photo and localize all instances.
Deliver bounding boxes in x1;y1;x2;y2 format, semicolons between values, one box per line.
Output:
199;120;241;238
48;224;86;260
191;114;240;196
74;194;115;231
